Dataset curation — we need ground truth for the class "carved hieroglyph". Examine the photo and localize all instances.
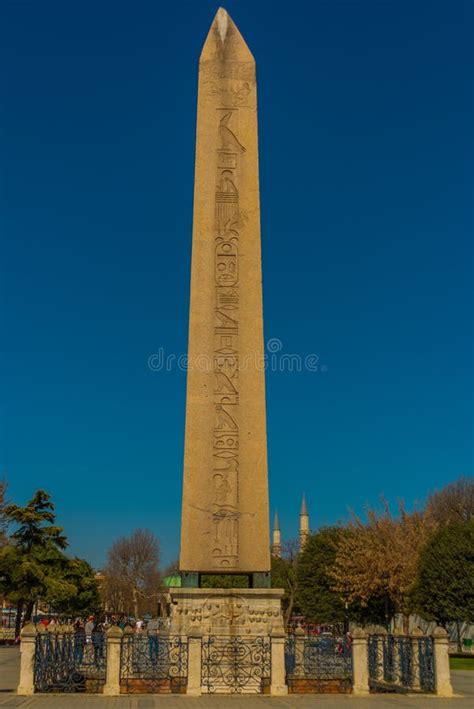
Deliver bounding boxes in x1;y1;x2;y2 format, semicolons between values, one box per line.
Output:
179;8;270;573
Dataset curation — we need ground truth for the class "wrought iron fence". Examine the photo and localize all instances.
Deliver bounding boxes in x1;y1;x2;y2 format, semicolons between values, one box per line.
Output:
120;633;187;693
417;637;436;692
368;634;435;693
34;631;106;693
285;634;352;692
201;635;271;694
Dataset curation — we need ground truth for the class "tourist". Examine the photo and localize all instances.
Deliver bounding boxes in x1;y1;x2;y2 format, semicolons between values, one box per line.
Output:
92;621;105;663
85;616;94;643
147;616;160;663
73;620;86;665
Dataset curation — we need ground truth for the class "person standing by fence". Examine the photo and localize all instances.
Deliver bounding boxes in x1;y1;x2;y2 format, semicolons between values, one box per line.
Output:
147;617;160;664
85;616;94;644
92;621;105;664
73;620;86;665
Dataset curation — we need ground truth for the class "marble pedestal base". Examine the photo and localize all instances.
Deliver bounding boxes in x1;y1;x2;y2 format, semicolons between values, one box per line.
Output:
169;587;287;695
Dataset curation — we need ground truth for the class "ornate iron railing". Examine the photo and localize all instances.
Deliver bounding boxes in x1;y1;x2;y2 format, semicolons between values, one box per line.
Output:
417;636;436;692
368;634;435;693
285;634;352;692
34;631;106;693
120;633;187;693
201;635;271;694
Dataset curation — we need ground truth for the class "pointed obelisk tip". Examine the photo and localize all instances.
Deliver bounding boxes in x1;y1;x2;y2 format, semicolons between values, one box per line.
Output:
216;7;228;43
273;510;280;530
200;6;254;63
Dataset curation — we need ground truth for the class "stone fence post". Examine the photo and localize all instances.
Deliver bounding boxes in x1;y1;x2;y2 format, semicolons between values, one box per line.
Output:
17;623;37;696
293;625;305;677
433;626;453;697
410;627;423;691
351;627;370;695
270;629;288;695
103;625;123;696
187;630;202;696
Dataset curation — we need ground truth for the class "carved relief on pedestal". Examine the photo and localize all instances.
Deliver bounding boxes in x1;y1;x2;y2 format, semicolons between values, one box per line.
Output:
170;591;286;636
202;595;248;626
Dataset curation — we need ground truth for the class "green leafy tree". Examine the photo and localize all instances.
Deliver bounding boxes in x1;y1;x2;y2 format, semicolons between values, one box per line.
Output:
0;490;74;635
271;539;299;625
411;522;474;632
0;542;76;636
5;490;68;552
296;527;346;624
50;558;101;617
201;575;248;588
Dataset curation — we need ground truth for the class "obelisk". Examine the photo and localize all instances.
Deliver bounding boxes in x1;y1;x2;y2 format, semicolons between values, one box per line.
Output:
179;8;270;582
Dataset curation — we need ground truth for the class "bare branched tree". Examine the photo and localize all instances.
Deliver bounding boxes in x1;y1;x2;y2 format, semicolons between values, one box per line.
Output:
104;529;161;618
162;560;179;578
426;476;474;525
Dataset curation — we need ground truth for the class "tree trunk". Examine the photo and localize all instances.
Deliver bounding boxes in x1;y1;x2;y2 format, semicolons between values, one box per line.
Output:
15;599;24;639
132;587;139;619
24;600;35;623
456;619;462;653
284;591;295;627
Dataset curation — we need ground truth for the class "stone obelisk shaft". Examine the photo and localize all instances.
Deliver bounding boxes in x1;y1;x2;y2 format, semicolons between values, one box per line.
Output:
179;9;270;574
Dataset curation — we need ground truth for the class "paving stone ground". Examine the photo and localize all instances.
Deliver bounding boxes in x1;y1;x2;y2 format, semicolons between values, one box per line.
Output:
1;647;472;707
0;647;20;695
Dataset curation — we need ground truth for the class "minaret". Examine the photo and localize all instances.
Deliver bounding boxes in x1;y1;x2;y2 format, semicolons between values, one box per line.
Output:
271;511;282;558
299;494;310;550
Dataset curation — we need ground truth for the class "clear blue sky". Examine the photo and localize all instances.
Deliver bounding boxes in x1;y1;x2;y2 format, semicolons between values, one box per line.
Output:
1;0;472;569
